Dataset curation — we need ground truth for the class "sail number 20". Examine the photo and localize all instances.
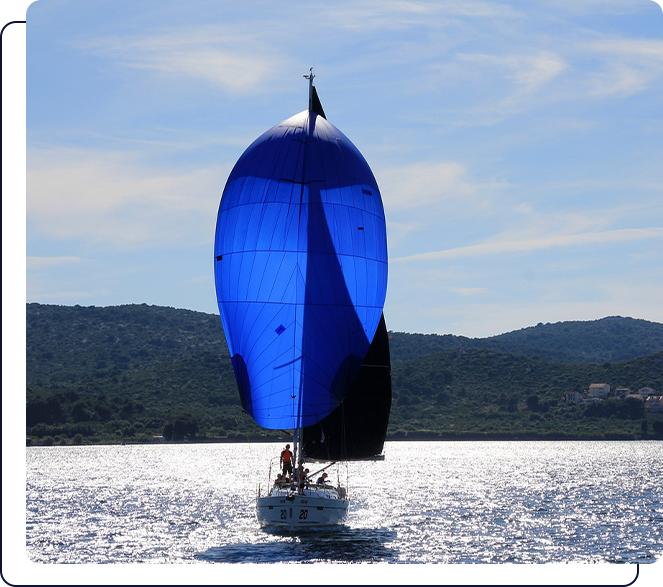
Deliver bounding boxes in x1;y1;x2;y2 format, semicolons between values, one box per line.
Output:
278;508;308;520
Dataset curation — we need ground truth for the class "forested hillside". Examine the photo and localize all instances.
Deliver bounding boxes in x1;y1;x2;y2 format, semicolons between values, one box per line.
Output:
26;304;663;444
388;316;663;364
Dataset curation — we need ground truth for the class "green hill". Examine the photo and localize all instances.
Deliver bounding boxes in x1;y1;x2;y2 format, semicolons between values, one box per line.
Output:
389;349;663;439
25;303;663;444
389;316;663;364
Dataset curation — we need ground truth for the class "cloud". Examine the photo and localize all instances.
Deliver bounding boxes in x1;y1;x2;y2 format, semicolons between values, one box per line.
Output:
584;38;663;97
426;26;663;126
458;52;567;93
590;38;663;60
76;26;285;94
325;0;524;30
27;147;227;249
378;161;481;209
426;49;570;127
385;221;423;252
27;256;84;269
394;227;663;262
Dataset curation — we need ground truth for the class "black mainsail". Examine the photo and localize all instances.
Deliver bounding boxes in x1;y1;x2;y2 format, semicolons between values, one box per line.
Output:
301;313;392;460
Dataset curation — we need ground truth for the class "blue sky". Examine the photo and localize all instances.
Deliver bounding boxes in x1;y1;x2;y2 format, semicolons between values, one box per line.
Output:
24;0;663;337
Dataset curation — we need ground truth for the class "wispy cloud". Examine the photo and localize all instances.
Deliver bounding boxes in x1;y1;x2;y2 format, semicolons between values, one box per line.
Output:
584;38;663;97
378;161;487;209
77;26;285;94
590;38;663;60
458;52;567;93
535;0;654;17
27;256;84;269
324;0;524;30
386;220;421;248
27;147;226;249
394;228;663;262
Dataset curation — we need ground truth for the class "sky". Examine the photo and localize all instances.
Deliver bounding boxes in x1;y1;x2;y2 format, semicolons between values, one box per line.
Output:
23;0;663;338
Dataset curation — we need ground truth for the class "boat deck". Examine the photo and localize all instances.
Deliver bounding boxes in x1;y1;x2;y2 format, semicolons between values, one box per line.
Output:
267;484;346;500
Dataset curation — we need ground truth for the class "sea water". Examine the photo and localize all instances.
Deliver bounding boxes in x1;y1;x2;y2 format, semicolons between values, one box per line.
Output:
25;441;663;565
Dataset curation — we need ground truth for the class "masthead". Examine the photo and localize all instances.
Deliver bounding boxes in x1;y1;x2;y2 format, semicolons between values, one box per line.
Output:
303;67;315;110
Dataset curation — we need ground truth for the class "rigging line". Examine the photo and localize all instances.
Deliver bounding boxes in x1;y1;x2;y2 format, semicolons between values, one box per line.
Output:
339;397;347;461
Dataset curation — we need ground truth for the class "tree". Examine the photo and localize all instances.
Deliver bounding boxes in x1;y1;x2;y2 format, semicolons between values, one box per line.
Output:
653;421;663;438
622;398;645;420
26;396;63;426
163;422;174;441
72;402;96;423
164;416;199;441
526;395;540;412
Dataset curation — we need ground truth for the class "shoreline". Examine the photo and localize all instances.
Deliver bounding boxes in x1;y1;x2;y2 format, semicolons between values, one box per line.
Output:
26;433;662;447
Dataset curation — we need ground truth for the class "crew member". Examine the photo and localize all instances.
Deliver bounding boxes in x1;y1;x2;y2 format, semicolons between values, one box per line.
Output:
280;444;293;480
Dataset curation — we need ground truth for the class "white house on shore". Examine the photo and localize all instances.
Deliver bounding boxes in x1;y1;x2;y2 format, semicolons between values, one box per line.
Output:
588;383;610;399
565;391;583;404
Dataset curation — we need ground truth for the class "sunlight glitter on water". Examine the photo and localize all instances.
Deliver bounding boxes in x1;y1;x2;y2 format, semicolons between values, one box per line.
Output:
26;440;663;564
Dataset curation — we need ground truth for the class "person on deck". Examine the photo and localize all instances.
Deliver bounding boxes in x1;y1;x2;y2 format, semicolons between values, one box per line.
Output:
280;444;293;481
296;466;309;494
316;472;329;485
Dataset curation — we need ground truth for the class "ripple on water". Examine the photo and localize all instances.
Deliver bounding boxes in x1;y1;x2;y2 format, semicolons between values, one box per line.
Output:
26;441;663;563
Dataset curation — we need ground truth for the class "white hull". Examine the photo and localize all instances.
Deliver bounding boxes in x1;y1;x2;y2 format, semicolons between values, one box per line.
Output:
257;487;348;528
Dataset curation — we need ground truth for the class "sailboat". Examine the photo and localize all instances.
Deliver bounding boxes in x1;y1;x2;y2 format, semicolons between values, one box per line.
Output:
214;71;390;527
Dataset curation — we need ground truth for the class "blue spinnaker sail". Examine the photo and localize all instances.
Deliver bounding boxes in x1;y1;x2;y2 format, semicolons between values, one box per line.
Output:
214;108;388;429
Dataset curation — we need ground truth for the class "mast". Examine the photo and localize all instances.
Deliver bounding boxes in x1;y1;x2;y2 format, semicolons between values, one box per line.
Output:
293;67;315;470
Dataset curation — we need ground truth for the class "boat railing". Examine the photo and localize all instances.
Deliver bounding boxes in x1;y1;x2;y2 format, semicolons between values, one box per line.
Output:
259;456;348;500
266;483;344;500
